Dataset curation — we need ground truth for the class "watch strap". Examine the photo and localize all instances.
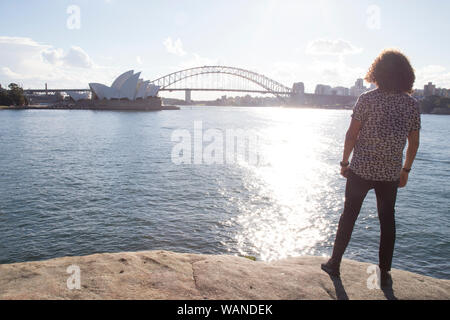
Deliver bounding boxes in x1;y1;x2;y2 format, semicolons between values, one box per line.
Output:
340;161;350;167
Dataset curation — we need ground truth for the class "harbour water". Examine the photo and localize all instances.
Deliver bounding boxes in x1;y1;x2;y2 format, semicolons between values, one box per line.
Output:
0;107;448;279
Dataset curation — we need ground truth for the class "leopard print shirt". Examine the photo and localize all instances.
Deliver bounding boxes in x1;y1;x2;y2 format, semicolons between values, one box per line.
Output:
349;89;421;182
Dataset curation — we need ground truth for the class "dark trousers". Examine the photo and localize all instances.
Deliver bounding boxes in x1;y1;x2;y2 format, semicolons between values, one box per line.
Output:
331;170;400;271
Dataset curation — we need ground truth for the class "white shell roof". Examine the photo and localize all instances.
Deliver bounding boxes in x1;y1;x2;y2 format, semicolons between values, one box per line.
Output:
111;70;134;91
89;83;110;100
89;71;158;101
68;91;90;101
146;84;161;97
136;81;150;99
118;72;141;100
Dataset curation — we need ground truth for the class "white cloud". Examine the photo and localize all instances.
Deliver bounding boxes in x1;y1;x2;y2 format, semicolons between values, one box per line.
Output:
136;56;143;65
42;48;65;65
306;39;363;56
62;46;94;68
0;36;44;47
0;36;119;88
1;67;22;79
265;62;302;87
275;38;366;90
416;65;450;88
42;46;93;68
179;53;220;69
307;57;366;87
163;37;186;56
262;57;366;93
418;65;446;76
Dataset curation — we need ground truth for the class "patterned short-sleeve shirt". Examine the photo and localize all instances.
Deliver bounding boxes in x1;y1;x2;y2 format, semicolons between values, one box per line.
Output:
349;89;421;182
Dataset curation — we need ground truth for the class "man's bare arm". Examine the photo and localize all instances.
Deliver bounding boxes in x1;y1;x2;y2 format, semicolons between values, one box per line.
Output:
340;119;362;177
342;118;362;163
399;130;420;188
404;130;420;169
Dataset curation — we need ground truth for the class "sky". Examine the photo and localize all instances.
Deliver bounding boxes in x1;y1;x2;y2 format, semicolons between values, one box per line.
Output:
0;0;449;98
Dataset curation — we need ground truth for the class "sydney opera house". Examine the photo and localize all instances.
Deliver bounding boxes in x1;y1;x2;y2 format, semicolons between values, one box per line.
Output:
68;70;168;110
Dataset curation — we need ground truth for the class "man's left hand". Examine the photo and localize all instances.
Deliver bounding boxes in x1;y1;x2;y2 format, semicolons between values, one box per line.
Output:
341;166;350;178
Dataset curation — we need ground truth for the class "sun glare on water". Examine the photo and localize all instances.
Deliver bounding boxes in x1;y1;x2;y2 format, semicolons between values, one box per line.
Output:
224;108;343;261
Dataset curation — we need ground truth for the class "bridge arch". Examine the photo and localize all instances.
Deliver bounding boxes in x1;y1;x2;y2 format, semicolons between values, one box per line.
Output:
150;66;292;98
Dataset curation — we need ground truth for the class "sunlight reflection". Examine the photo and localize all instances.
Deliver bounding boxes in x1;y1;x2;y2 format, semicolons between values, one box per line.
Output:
225;108;343;261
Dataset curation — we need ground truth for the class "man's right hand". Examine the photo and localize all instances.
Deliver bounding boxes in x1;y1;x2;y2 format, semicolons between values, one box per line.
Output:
399;170;409;188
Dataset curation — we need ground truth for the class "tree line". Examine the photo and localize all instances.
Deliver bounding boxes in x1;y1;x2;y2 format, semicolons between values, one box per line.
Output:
0;83;28;106
419;95;450;114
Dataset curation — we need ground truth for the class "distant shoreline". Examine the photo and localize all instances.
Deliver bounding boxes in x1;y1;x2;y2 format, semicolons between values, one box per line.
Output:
1;104;179;111
1;104;449;115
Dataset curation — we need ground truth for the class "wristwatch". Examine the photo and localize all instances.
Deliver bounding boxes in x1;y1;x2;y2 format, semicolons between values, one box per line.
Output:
340;161;350;167
402;168;411;173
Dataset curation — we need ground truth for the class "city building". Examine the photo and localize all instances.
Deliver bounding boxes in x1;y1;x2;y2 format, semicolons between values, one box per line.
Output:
292;82;305;95
332;86;350;96
350;78;368;97
413;89;424;98
424;82;436;97
433;87;449;97
355;78;364;89
315;84;333;95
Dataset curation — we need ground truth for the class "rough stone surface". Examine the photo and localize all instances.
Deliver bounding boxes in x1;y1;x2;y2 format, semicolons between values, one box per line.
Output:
0;251;448;300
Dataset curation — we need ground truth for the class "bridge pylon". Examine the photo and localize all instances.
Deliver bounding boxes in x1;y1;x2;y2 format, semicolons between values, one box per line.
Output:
185;89;192;104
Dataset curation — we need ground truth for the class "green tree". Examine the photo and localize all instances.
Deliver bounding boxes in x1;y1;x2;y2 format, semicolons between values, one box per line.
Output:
7;83;27;106
0;87;13;106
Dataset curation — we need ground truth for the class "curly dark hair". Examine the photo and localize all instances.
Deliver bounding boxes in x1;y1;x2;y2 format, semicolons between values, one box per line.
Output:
365;49;415;94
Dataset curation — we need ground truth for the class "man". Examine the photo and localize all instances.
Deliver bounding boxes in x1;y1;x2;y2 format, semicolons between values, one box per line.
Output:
321;49;421;287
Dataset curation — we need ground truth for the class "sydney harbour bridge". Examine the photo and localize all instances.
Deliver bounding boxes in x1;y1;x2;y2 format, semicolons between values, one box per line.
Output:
24;66;356;106
150;66;292;100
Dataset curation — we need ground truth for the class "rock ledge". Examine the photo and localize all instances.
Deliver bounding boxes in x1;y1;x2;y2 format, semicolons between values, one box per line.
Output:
0;250;448;300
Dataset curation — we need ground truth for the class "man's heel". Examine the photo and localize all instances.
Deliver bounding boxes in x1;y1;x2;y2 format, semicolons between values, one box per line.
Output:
321;259;341;277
